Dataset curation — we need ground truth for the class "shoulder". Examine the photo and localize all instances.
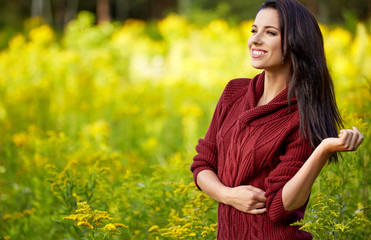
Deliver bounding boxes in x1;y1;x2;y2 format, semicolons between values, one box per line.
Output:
221;78;251;106
226;78;251;91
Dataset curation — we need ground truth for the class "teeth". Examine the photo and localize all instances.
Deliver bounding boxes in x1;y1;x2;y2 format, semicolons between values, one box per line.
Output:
253;50;266;55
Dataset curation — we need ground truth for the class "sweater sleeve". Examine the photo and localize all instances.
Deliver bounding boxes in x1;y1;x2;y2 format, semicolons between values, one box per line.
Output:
191;78;251;189
264;129;313;224
190;88;225;189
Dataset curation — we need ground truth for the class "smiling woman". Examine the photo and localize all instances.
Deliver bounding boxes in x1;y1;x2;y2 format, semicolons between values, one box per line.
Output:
190;0;364;239
248;9;287;74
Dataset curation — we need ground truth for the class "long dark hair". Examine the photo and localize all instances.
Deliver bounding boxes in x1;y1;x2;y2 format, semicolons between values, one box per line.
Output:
260;0;343;161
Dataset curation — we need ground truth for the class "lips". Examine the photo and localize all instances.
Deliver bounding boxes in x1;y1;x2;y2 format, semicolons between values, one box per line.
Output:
251;48;267;58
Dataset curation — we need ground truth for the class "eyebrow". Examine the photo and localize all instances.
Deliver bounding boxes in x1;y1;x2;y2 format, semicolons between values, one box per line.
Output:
252;24;280;31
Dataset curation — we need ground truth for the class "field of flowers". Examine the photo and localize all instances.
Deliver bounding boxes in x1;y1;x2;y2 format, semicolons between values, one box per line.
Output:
0;12;370;240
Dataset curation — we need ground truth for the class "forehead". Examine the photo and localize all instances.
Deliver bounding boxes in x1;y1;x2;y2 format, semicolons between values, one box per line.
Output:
253;8;280;29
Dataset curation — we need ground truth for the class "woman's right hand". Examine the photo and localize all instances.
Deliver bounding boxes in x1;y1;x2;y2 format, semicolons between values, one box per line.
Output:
197;170;266;214
224;185;267;214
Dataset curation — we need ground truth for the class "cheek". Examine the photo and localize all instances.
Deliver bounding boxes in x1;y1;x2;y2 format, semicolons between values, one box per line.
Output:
273;40;283;57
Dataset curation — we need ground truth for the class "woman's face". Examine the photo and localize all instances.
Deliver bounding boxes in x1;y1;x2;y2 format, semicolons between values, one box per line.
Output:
248;8;288;71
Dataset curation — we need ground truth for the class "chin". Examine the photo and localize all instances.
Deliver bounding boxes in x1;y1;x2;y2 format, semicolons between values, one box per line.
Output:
251;64;265;70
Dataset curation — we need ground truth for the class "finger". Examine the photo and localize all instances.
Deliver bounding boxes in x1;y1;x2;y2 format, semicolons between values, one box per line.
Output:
254;202;266;209
355;133;364;147
352;127;364;149
348;130;359;150
338;129;347;138
352;126;362;134
353;127;364;144
247;190;267;202
344;129;364;151
255;193;267;202
342;130;354;150
352;126;363;136
245;185;265;195
247;208;266;214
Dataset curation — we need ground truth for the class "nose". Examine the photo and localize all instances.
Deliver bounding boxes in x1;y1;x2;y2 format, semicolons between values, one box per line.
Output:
248;32;263;46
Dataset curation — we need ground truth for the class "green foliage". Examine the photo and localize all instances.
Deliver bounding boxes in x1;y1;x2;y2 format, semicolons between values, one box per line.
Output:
0;12;370;239
293;114;371;239
63;201;128;240
292;193;370;240
156;184;217;239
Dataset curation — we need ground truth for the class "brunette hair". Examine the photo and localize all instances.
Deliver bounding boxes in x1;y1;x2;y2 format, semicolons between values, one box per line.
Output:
259;0;343;161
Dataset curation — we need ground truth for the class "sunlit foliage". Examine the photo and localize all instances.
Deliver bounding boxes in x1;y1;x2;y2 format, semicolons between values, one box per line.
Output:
0;12;369;239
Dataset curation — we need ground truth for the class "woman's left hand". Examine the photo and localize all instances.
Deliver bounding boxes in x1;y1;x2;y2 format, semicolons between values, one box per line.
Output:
321;126;364;153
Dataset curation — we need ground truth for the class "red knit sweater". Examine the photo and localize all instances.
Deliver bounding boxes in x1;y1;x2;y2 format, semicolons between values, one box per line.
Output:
191;72;314;240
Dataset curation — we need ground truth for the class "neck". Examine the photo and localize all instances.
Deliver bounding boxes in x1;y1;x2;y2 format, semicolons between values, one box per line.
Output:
257;66;291;106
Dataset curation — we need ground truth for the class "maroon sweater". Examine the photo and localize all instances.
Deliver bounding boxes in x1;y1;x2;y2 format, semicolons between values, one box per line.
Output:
191;72;314;239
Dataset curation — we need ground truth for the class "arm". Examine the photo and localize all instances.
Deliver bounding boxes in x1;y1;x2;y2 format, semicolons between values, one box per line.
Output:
191;78;268;214
197;170;267;214
282;127;364;211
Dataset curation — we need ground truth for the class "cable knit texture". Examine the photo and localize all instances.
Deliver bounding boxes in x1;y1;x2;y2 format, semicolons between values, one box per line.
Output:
191;72;314;240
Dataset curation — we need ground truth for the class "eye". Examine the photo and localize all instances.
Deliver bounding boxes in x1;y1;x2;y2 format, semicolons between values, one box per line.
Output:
267;31;277;36
251;29;257;34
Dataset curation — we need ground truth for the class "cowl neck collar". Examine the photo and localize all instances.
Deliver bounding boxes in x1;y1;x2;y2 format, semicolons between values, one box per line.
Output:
238;71;297;125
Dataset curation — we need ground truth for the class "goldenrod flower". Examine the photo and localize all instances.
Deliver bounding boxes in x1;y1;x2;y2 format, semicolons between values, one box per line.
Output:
2;214;12;220
93;215;114;222
8;34;25;50
22;209;34;215
148;225;159;232
29;25;55;45
84;120;110;139
63;201;128;235
12;132;28;147
114;223;128;229
15;212;24;218
102;223;118;232
77;221;93;229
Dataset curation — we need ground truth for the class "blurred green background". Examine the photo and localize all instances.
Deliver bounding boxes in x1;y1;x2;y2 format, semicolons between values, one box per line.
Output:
1;0;370;49
0;0;370;239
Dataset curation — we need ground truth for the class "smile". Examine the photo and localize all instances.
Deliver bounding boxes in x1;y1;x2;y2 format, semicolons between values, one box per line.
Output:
253;50;266;55
251;49;267;58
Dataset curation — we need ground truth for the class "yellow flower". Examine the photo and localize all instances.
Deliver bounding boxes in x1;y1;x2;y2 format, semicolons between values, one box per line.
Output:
99;167;111;174
15;212;24;218
142;136;158;151
114;223;128;229
2;214;12;220
3;236;11;240
84;120;110;140
179;103;203;117
8;34;26;50
22;209;34;215
77;221;93;229
34;154;48;168
102;223;118;232
12;132;28;147
63;201;128;234
93;215;114;222
334;223;349;233
158;14;188;41
0;104;6;120
148;225;159;232
63;214;81;221
29;25;55;45
189;232;196;237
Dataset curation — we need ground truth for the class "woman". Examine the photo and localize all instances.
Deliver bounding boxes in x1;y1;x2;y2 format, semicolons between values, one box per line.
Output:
190;0;364;239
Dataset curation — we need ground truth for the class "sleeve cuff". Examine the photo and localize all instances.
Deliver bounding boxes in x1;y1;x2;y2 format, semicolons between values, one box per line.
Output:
266;188;302;223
